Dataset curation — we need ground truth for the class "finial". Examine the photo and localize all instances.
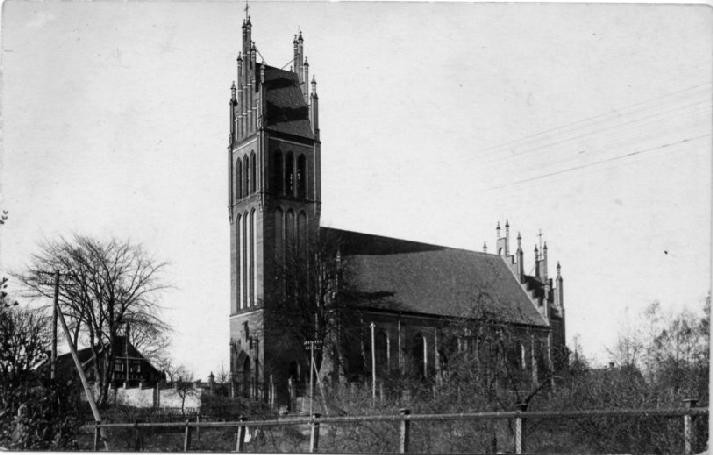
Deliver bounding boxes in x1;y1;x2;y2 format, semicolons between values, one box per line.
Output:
304;57;309;66
534;244;539;253
298;30;303;41
517;232;521;240
505;220;509;228
251;41;256;50
483;242;487;253
538;228;543;250
237;52;242;62
557;261;561;276
243;0;250;21
496;221;501;230
543;241;548;250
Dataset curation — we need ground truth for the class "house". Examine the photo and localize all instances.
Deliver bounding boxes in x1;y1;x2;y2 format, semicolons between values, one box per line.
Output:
55;335;164;387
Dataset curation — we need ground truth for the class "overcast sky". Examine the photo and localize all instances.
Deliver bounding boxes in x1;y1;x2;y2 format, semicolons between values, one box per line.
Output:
2;1;711;378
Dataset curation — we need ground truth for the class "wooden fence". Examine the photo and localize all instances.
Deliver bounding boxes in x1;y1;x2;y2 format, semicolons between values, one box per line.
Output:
83;400;707;454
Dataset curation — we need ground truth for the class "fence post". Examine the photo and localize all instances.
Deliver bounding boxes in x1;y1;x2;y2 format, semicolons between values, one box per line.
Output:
93;420;101;451
134;420;142;451
309;413;321;453
399;408;410;454
683;398;698;455
183;419;192;452
196;415;201;442
514;402;528;454
236;416;247;452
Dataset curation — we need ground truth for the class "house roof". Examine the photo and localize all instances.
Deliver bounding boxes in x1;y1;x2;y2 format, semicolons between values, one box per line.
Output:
262;64;315;140
320;227;548;327
56;336;161;375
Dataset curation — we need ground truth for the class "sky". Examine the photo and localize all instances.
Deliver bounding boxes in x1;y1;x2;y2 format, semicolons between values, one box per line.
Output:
1;1;711;379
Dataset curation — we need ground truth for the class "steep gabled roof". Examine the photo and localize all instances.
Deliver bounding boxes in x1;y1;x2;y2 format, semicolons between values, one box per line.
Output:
321;227;548;327
262;64;314;140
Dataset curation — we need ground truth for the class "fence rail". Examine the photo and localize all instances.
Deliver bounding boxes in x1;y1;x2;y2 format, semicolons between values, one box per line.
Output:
82;401;707;454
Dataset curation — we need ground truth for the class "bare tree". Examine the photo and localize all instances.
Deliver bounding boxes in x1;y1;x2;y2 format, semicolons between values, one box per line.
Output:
0;305;51;409
162;362;195;417
15;234;169;406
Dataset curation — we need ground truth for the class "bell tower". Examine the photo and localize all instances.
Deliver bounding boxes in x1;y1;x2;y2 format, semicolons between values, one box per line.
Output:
227;12;321;401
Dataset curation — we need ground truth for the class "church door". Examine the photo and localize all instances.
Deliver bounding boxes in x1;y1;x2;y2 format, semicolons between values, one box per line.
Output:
243;356;251;398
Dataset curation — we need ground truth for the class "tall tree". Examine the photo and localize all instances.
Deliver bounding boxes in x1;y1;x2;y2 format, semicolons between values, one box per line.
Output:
16;235;169;406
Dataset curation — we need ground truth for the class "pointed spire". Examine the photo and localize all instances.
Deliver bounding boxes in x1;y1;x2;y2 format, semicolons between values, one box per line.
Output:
230;81;236;100
557;261;562;278
483;242;488;253
517;232;522;249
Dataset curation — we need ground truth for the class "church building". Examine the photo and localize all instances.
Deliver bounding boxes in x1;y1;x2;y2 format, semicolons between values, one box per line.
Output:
226;15;567;404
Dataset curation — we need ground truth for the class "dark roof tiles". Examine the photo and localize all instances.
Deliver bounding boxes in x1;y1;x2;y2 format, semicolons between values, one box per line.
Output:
321;227;548;327
262;65;314;139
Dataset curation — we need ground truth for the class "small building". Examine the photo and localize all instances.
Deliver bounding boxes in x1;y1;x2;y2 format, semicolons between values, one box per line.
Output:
56;335;164;387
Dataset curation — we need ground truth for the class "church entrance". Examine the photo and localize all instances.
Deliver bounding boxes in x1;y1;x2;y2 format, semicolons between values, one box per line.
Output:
242;356;251;398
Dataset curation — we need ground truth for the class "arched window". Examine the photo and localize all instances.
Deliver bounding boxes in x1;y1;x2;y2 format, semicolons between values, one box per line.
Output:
236;214;242;312
286;209;295;253
297;154;307;199
275;208;284;261
286;209;295;299
285;152;294;197
250;209;256;306
235;159;242;200
242;156;249;198
412;333;427;378
272;151;283;195
297;211;307;255
376;331;389;375
242;210;248;309
250;151;257;193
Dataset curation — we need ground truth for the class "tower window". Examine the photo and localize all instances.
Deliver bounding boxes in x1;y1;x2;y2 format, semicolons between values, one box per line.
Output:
272;151;283;195
242;156;249;198
285;152;294;196
297;154;306;199
250;151;257;193
235;159;242;200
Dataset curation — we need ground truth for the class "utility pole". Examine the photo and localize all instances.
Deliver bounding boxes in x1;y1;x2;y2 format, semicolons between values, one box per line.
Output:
370;321;376;405
304;339;321;415
51;270;59;380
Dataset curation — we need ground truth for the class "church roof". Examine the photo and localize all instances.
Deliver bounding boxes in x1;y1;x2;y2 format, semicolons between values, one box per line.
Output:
321;227;548;328
261;64;315;140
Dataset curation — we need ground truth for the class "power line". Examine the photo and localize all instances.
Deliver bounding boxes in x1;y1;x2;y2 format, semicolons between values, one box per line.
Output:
471;82;711;160
507;105;712;174
478;98;712;168
483;133;711;192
